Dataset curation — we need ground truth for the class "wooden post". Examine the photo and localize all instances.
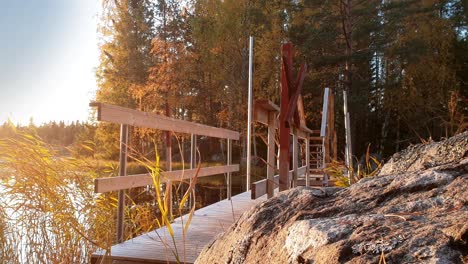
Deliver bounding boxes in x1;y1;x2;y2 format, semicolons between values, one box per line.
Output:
190;134;196;207
227;138;232;200
321;88;330;187
117;124;128;243
267;112;275;198
329;90;337;161
279;43;293;192
305;136;310;187
292;129;298;188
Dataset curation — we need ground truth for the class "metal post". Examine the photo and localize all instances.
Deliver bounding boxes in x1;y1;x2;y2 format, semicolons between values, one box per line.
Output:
343;90;353;184
227;139;232;200
246;36;254;191
117;124;128;243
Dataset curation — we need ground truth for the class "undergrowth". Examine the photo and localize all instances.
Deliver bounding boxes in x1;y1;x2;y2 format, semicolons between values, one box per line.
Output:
325;145;382;187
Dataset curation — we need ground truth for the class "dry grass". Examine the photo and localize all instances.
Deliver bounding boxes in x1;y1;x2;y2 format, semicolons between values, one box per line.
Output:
0;123;217;263
325;145;382;187
0;123;114;263
129;136;201;263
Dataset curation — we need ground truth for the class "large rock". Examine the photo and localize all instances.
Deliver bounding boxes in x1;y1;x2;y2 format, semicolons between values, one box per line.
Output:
196;132;468;264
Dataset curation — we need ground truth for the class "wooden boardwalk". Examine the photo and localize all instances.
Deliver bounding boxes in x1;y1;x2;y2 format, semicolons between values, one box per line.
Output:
92;191;268;264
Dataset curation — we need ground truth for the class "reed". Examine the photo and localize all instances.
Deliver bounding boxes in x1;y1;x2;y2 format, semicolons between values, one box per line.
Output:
325;144;382;187
129;136;200;263
0;122;114;263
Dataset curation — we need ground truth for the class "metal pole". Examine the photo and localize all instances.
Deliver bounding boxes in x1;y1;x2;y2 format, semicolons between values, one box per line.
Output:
117;124;128;243
343;90;353;184
246;36;254;191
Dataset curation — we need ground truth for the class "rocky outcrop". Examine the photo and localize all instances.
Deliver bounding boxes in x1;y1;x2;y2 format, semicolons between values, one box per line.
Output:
196;132;468;264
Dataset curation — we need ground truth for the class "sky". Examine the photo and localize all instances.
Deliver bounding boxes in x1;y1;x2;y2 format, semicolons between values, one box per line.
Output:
0;0;101;125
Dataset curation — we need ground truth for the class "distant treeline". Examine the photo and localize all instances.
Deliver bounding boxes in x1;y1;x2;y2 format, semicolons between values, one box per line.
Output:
0;121;96;156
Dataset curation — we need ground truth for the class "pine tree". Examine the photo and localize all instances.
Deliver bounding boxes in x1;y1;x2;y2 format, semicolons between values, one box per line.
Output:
95;0;156;159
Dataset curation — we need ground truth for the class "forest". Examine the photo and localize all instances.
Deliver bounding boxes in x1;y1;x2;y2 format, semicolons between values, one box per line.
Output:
93;0;467;161
0;1;467;263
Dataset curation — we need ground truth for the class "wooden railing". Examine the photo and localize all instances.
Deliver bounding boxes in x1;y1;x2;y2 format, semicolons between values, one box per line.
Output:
250;100;312;199
251;165;308;199
90;102;239;243
319;88;337;186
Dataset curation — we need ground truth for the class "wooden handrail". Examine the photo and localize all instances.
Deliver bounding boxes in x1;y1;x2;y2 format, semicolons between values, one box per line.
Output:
251;165;307;199
90;102;239;140
320;88;330;137
254;99;311;139
90;102;240;242
94;165;239;193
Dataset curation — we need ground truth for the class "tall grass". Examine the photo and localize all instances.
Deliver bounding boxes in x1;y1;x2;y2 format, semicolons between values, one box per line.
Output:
0;123;114;263
0;124;216;263
129;137;200;264
325;144;382;187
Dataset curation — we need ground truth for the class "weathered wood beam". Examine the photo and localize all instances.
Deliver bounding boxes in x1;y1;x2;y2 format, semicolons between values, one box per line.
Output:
95;165;239;193
267;111;276;198
90;102;239;140
279;43;293;192
284;63;307;128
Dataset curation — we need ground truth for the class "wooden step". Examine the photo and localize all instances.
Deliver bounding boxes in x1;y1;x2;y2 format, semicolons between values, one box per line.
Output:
309;136;323;141
309;144;322;147
298;175;324;181
309;168;324;174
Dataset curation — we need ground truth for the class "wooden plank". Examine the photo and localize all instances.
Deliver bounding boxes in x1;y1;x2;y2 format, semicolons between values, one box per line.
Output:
297;165;307;176
92;191;268;264
267;112;276;198
90;102;239;140
255;99;280;112
252;175;279;199
310;168;324;174
253;104;270;126
254;106;308;140
95;165;239;193
309;136;323;141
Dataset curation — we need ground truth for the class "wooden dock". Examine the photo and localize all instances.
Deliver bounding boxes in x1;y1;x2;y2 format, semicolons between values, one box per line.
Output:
92;191;268;264
89;98;334;264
